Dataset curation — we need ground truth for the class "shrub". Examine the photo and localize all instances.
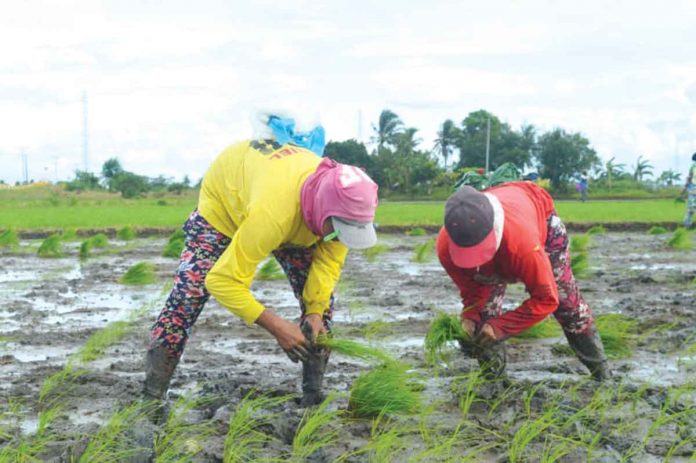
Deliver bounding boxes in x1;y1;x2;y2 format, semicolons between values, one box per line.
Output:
349;362;422;417
116;226;137;241
119;262;156;285
667;228;692;250
37;234;63;258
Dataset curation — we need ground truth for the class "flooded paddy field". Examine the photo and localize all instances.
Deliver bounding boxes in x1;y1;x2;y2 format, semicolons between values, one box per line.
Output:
0;231;695;462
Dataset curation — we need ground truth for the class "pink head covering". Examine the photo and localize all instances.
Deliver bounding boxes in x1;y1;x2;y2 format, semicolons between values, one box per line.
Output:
301;158;379;249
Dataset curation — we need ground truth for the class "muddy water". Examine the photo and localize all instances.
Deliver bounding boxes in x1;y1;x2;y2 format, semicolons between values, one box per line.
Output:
1;231;695;461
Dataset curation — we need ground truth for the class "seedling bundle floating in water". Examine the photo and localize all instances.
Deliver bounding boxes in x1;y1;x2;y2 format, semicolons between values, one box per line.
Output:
116;226;137;241
163;229;185;258
37;234;63;258
119;262;156;285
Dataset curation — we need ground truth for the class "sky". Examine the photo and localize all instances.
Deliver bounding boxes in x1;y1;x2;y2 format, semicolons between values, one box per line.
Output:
1;0;695;184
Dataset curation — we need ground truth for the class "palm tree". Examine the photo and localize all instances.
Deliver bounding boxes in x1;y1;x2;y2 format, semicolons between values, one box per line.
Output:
632;155;654;182
395;127;421;156
602;157;626;190
371;110;403;153
657;169;681;186
433;119;458;170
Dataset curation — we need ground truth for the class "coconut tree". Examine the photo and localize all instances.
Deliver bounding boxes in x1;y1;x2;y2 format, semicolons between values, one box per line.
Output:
657;169;681;187
371;109;404;153
632;155;654;182
433;119;458;170
602;157;627;190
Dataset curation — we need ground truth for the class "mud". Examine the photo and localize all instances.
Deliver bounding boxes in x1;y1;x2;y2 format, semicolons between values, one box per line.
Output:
1;231;695;461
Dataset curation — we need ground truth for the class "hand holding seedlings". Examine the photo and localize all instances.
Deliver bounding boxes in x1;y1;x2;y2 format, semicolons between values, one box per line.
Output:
303;313;327;342
474;323;498;345
255;310;310;363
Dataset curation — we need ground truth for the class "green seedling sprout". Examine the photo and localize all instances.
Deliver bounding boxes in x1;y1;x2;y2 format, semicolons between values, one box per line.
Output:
648;225;668;235
223;391;290;463
292;393;342;461
362;244;389;262
79;239;93;260
667;227;692;250
348;362;422;417
586;225;606;235
407;227;427;236
570;252;589;279
256;258;285;281
0;228;20;248
79;402;152;463
570;234;591;253
412;238;435;263
0;407;61;462
90;233;109;248
75;320;130;363
116;226;137;240
155;395;216;462
37;234;63;258
316;335;395;364
515;318;562;339
119;261;157;285
424;312;471;364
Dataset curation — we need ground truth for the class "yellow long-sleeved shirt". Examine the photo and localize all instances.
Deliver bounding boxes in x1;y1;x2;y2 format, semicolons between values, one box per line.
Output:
198;140;349;324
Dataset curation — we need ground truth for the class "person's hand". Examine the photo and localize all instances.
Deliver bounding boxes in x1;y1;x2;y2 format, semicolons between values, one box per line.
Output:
303;313;327;343
474;323;498;345
255;310;309;363
461;319;476;339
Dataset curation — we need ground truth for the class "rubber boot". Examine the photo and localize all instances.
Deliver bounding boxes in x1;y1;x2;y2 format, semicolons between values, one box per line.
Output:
474;341;507;379
564;326;612;381
143;345;180;423
300;321;329;407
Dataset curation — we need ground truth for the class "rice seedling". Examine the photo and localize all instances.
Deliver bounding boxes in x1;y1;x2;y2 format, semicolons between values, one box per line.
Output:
648;225;668;235
407;227;427;236
570;234;590;253
348;362;422;417
362;244;389;262
37;234;63;257
424;312;470;364
38;363;87;407
223;392;290;463
90;232;109;248
116;225;137;240
507;407;559;463
595;313;636;359
570;252;589;279
256;258;285;281
316;335;395;364
75;320;130;363
412;238;435;263
515;318;562;339
154;395;216;462
362;320;395;342
291;393;342;461
586;225;606;235
79;402;153;463
119;261;157;285
451;369;486;417
59;228;79;241
0;228;19;248
162;238;184;258
168;228;185;242
79;239;93;260
0;407;61;462
667;227;692;250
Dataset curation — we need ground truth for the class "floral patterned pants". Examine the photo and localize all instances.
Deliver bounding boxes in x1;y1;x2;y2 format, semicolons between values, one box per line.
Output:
150;210;334;359
478;212;594;335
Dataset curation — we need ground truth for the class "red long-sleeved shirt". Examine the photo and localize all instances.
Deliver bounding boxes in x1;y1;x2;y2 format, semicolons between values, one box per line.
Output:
437;181;559;339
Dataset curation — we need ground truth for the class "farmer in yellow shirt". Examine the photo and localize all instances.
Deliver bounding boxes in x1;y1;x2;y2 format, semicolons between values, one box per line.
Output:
144;116;379;410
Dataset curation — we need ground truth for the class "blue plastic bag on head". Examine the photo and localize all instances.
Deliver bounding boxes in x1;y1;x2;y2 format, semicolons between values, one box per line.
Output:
267;115;326;156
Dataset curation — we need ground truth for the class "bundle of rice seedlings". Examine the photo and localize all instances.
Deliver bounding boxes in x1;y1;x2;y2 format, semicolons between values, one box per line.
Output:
424;312;470;363
570;234;590;253
169;228;185;242
349;362;422;417
586;225;606;235
515;318;561;339
316;335;394;364
363;244;389;262
116;226;137;241
255;258;285;281
0;229;19;248
571;252;589;279
119;262;156;285
667;228;692;250
37;234;63;258
407;227;427;236
90;233;109;248
412;238;435;263
59;228;78;241
648;226;668;235
163;229;186;258
79;239;93;260
595;313;636;359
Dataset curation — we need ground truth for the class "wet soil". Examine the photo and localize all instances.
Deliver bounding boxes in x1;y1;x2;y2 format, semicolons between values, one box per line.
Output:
0;231;695;461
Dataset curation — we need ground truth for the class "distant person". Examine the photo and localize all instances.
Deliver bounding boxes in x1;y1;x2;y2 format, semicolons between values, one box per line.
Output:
143;114;379;417
436;182;611;381
577;171;589;202
681;152;696;228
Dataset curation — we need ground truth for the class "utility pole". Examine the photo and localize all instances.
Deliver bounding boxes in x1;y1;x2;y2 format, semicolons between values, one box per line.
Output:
484;116;491;174
82;90;89;172
21;150;28;184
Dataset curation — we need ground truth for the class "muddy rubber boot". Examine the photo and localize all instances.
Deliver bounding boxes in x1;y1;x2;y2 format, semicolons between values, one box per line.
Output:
474;341;507;379
143;345;180;423
300;321;329;407
564;327;612;382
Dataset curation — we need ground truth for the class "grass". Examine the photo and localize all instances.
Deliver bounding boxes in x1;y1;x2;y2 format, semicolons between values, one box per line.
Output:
37;234;63;257
256;258;285;281
316;335;395;364
348;362;422;418
667;227;692;250
0;228;19;247
116;226;137;240
362;244;389;262
119;261;157;285
412;238;435;263
424;311;470;364
648;225;669;235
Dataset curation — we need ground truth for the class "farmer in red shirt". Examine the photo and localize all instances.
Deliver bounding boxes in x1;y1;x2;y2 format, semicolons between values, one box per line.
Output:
436;182;611;381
